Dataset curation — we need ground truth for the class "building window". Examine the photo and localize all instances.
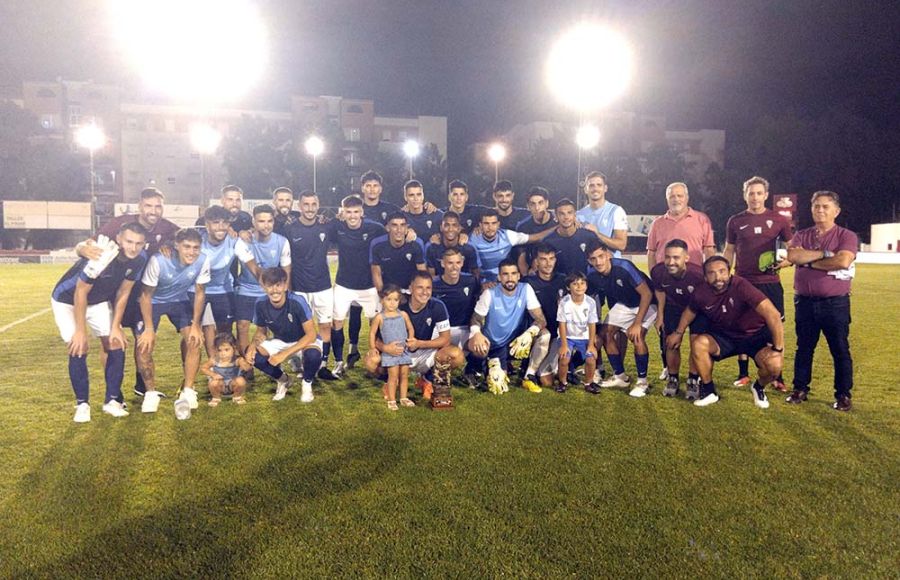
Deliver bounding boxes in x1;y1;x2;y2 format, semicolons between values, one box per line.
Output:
36;88;56;98
68;105;82;127
346;104;364;114
344;127;361;142
167;177;177;184
382;130;392;141
303;103;319;111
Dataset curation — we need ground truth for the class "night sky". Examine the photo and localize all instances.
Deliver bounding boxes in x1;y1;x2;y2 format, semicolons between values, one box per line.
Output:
2;0;899;165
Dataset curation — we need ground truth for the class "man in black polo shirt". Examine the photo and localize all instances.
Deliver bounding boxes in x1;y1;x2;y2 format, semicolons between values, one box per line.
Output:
516;186;557;273
370;212;428;293
196;184;253;235
272;186;302;235
431;246;480;349
542;198;597;276
425;212;482;279
444;179;488;233
402;179;443;240
492;180;530;231
522;243;569;390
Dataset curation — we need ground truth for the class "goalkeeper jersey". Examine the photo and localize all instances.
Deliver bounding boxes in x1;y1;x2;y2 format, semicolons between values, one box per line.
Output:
474;283;540;346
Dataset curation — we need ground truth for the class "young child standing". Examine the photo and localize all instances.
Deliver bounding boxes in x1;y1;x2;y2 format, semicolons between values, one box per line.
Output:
201;332;252;406
556;272;600;393
368;286;416;410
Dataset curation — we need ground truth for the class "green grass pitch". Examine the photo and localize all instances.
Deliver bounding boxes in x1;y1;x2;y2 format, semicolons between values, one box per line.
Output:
0;263;897;577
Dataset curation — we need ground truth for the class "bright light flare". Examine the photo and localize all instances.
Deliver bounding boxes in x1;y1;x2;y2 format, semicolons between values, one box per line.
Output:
403;140;420;158
190;123;222;154
75;124;106;151
305;136;324;157
546;23;633;112
487;143;507;163
576;125;601;149
109;0;267;105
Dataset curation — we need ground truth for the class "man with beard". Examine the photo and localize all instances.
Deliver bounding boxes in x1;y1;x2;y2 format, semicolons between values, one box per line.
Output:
542;199;598;276
196;206;238;357
272;186;302;235
576;171;628;257
492;180;530;231
469;209;553;284
370;213;428;292
516;186;557;273
196;184;253;235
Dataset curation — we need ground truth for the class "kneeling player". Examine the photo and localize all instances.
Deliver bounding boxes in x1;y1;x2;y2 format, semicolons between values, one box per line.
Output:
555;272;601;393
666;256;784;408
247;267;322;403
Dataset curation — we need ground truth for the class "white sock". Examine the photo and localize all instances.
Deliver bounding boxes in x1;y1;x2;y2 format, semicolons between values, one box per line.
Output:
526;333;550;375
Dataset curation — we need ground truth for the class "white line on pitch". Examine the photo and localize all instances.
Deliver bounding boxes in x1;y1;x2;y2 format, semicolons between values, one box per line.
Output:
0;307;52;333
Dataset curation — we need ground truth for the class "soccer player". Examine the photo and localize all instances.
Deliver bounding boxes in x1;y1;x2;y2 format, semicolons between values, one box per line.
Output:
370;213;427;292
723;176;793;390
467;259;548;394
52;223;148;422
402;179;443;240
135;228;210;413
247;267;322;403
234;205;292;359
424;212;481;279
586;241;658;397
556;272;601;394
469;208;553;283
576;171;628;256
330;195;386;374
785;190;858;411
515;186;557;273
650;239;707;399
431;247;480;349
281;191;337;380
196;184;253;236
272;186;301;235
646;182;716;267
492;180;530;231
360;170;400;225
444;179;488;233
365;272;466;399
197;206;238;357
542;198;598;275
666;256;785;409
522;244;568;390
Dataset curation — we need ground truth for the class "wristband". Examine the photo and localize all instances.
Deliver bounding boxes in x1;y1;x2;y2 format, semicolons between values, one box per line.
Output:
771;346;783;353
469;325;481;335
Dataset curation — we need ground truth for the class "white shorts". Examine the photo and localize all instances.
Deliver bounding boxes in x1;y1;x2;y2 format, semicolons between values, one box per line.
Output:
603;303;658;331
536;337;561;377
260;337;324;356
409;348;438;374
294;289;334;324
333;285;380;321
449;326;470;349
51;298;112;343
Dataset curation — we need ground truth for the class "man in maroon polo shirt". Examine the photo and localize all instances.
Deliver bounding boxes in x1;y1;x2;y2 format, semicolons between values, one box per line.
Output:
724;176;793;391
666;256;785;409
785;191;858;411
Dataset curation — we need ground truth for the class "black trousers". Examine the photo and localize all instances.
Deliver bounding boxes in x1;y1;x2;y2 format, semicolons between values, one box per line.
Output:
793;295;853;398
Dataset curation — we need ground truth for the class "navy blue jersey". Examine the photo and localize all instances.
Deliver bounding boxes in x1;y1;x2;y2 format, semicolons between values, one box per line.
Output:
499;207;531;231
401;298;451;341
445;204;488;233
52;253;148;306
404;210;443;240
425;241;481;277
369;237;426;289
431;273;480;327
282;219;332;293
332;219;385;289
587;258;654;309
515;214;556;267
196;210;253;233
274;210;302;236
364;200;401;225
544;228;596;275
523;272;567;338
253;294;313;343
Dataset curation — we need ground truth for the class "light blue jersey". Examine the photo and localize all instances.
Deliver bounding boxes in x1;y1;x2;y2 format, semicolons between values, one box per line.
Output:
201;231;237;295
474;282;541;346
469;229;529;282
235;233;291;298
141;253;210;305
576;201;628;257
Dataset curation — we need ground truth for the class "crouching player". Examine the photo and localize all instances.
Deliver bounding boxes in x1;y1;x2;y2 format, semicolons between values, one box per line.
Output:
666;256;784;408
555;272;601;393
51;223;148;422
246;267;322;403
201;333;252;406
467;259;548;394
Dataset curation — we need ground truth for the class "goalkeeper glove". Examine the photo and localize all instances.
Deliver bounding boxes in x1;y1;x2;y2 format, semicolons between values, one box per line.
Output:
509;325;540;360
83;235;120;279
486;358;509;395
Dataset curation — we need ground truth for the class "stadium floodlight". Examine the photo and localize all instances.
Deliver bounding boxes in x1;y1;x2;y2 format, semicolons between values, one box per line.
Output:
545;23;633;113
108;0;267;105
190;124;221;207
575;124;601;206
75;123;107;234
487;143;507;182
403;140;420;179
304;136;325;192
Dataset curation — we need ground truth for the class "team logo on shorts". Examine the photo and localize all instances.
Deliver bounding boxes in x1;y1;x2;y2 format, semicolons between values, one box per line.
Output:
319;233;326;242
405;253;412;261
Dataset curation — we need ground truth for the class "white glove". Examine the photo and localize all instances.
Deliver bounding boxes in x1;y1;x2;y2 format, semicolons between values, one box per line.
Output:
82;235;120;279
487;358;509;395
509;326;540;360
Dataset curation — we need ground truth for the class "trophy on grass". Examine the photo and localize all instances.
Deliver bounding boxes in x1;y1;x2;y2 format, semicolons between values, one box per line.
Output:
430;360;454;410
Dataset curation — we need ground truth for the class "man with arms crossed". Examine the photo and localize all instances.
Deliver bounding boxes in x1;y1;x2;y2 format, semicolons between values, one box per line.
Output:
576;171;629;257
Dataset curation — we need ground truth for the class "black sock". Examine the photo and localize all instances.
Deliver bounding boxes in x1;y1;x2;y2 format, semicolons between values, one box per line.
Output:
670;373;680;382
701;381;716;397
738;358;749;378
331;327;344;362
688;372;700;383
302;349;321;383
349;305;362;345
69;354;90;404
254;352;284;379
321;341;331;366
105;349;126;403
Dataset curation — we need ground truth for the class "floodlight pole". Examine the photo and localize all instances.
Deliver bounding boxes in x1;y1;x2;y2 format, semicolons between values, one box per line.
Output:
408;157;413;180
88;148;97;235
312;154;318;193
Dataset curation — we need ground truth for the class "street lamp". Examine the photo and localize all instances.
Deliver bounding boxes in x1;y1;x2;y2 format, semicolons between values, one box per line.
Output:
575;124;601;205
190;123;222;209
403;139;420;180
304;136;324;192
487;143;507;183
75;123;107;234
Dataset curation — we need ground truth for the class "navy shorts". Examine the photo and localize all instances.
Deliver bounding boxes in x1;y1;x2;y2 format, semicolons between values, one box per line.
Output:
663;304;709;336
234;294;263;322
132;301;194;334
199;292;235;326
709;327;773;361
753;282;785;319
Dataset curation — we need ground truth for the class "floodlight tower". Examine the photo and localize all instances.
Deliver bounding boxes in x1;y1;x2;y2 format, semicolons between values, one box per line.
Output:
75;123;107;234
403;140;420;180
487;143;507;183
305;136;325;192
190;123;222;209
575;125;601;206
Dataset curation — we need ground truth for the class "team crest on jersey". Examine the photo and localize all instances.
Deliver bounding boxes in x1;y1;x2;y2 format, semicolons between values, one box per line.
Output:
288;313;294;323
269;249;276;257
616;279;624;287
426;220;433;229
729;298;735;307
363;233;368;241
766;220;773;229
125;269;133;277
405;253;412;261
426;317;432;327
463;287;470;296
381;211;388;221
558;289;565;297
580;243;586;252
687;285;695;293
156;234;162;243
319;232;326;242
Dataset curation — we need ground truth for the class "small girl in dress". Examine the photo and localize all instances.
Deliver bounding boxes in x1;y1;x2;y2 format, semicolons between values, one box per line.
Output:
368;286;416;410
201;333;253;406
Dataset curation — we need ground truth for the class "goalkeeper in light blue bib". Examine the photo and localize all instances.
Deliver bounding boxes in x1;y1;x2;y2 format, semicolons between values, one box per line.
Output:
467;259;548;394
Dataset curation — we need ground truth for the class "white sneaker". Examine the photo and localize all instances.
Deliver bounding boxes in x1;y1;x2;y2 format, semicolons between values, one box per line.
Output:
332;361;345;378
181;387;199;410
751;383;770;409
629;378;650;398
73;402;91;423
141;390;163;413
273;374;292;401
658;368;669;381
600;373;631;388
592;367;607;383
694;392;720;407
300;380;314;403
102;400;129;418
